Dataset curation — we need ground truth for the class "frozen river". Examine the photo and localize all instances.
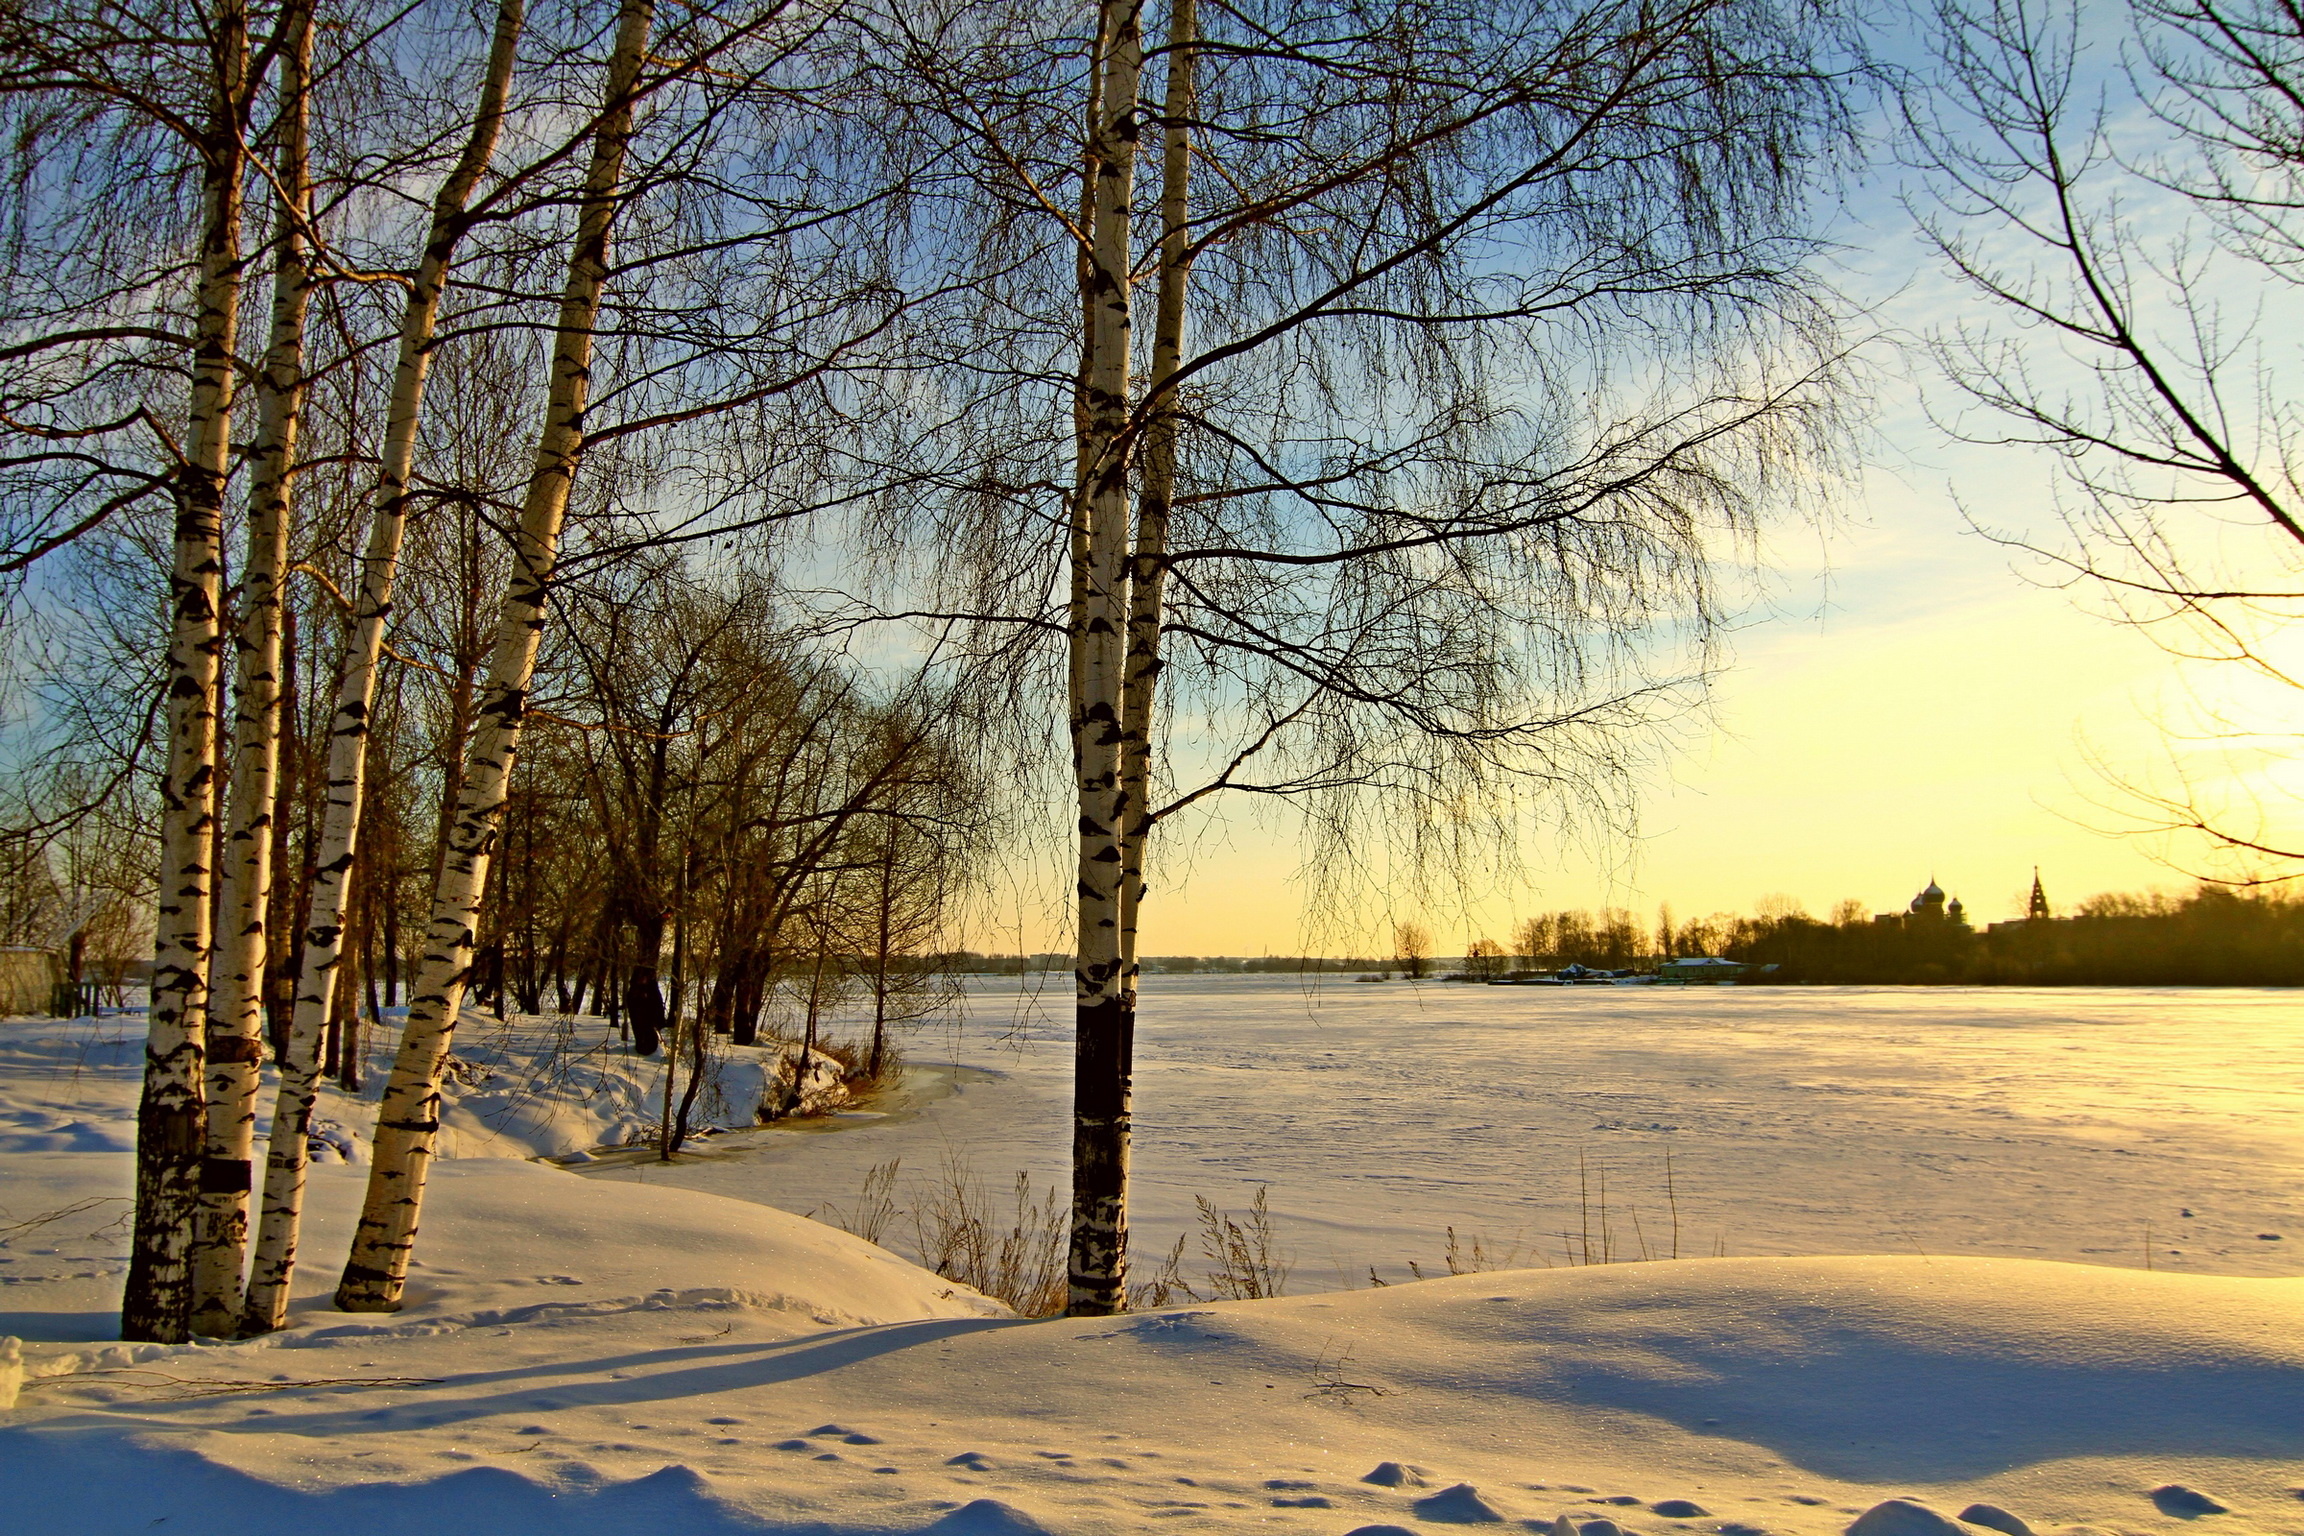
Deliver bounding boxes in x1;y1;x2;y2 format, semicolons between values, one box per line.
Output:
582;976;2304;1289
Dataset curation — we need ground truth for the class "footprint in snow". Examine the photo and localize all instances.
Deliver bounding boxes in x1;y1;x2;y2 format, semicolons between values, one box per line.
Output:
1363;1462;1429;1487
1412;1483;1506;1523
773;1440;812;1451
806;1423;849;1436
1272;1496;1334;1508
1576;1518;1630;1536
1346;1527;1420;1536
2150;1486;2230;1517
843;1433;884;1445
1651;1501;1709;1519
1266;1479;1318;1490
946;1452;992;1468
1956;1503;2030;1536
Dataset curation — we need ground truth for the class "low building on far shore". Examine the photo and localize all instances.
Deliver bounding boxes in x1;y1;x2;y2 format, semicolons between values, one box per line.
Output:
0;947;62;1016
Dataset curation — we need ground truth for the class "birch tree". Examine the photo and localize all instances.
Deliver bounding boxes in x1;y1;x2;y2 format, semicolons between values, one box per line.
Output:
188;0;311;1339
125;0;259;1344
880;0;1857;1312
334;0;660;1310
240;0;527;1337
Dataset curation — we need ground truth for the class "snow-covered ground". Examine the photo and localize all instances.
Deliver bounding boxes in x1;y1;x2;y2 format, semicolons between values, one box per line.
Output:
2;979;2300;1534
0;1002;848;1169
592;978;2304;1287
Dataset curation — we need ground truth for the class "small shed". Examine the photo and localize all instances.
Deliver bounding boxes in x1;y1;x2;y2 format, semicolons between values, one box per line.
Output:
1655;955;1750;985
0;946;62;1015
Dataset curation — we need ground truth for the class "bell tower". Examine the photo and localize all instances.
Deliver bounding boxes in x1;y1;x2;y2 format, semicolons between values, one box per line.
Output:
2027;867;2050;922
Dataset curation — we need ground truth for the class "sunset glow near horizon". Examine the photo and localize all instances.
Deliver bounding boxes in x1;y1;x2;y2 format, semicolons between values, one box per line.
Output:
969;405;2295;960
955;123;2304;963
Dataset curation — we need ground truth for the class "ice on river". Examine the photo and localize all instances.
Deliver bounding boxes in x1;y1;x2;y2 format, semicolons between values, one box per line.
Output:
584;976;2304;1285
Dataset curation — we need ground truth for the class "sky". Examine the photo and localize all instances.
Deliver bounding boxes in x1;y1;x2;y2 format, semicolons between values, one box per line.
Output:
1109;463;2210;956
966;393;2263;958
974;34;2304;959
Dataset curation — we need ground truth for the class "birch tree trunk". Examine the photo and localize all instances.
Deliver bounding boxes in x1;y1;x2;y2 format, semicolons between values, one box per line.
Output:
335;0;656;1312
1116;0;1194;987
1066;0;1142;1318
122;0;250;1344
190;0;311;1338
241;0;526;1335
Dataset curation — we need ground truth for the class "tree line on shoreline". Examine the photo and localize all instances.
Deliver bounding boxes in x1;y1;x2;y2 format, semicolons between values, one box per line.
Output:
1058;884;2304;986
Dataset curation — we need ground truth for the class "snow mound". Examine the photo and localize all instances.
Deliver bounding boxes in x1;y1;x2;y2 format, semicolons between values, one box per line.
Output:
1413;1482;1506;1522
1848;1499;1971;1536
0;1432;776;1535
4;1252;2303;1536
2150;1484;2230;1516
321;1160;1006;1332
920;1498;1058;1535
2;1156;1002;1362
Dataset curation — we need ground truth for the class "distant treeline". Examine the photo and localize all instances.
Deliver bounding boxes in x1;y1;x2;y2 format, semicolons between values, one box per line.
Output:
947;886;2304;986
938;953;1383;975
1723;887;2304;987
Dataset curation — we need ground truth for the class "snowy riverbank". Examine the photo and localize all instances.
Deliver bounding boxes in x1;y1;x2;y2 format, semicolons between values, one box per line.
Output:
2;985;2300;1534
0;1006;851;1169
4;1167;2299;1536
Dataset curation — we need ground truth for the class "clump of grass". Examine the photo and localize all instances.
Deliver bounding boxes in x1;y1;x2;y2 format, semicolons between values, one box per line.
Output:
821;1158;904;1246
1130;1185;1292;1306
911;1158;1069;1317
1382;1148;1704;1282
1403;1225;1543;1280
820;1154;1069;1315
841;1035;904;1091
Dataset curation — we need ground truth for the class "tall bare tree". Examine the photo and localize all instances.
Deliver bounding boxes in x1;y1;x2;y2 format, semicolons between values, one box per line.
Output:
335;0;660;1310
190;0;312;1338
125;0;261;1344
1910;0;2304;882
880;0;1856;1312
240;0;528;1337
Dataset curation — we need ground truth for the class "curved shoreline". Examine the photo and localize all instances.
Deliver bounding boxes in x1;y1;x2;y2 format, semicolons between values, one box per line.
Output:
568;1060;1001;1172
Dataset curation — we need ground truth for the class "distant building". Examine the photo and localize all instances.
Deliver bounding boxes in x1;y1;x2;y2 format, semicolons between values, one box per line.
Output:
1988;869;2060;936
0;946;62;1015
1876;878;1969;930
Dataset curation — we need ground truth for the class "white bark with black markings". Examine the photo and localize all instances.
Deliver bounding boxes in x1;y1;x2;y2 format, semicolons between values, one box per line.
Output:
241;0;527;1335
122;0;250;1345
335;0;655;1312
191;0;311;1339
1066;0;1143;1319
